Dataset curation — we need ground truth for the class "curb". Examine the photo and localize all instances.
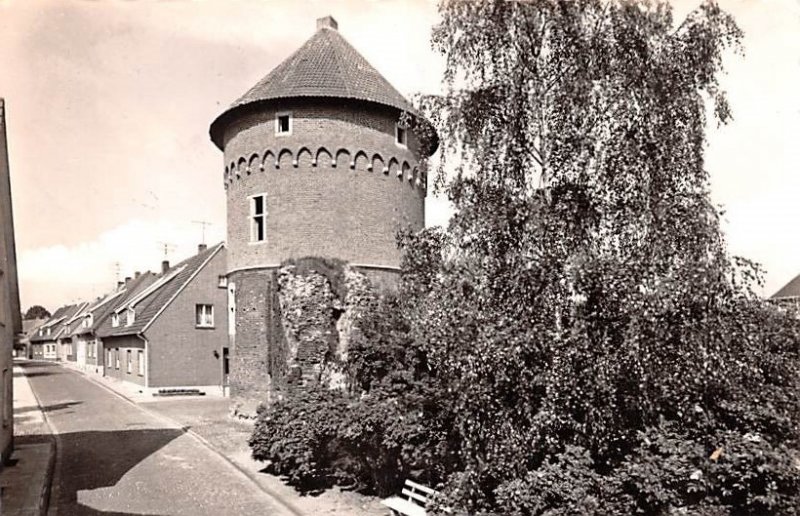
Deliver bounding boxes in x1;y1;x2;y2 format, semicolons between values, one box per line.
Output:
16;362;57;516
55;363;305;516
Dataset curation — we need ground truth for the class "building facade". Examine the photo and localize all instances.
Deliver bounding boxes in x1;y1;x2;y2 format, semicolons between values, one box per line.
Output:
0;98;21;465
97;244;228;395
209;16;436;410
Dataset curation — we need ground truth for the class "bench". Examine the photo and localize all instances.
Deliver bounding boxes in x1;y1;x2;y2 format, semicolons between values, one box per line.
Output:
381;479;441;516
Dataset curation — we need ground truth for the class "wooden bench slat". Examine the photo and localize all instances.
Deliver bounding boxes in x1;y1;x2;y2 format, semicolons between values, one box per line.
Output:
402;488;429;504
381;496;427;516
405;479;436;495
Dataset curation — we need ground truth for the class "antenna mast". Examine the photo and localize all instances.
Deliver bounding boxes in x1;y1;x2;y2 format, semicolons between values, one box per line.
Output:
192;220;212;244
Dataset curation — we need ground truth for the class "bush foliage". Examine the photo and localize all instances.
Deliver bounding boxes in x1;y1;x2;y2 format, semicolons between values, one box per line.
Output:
250;1;800;513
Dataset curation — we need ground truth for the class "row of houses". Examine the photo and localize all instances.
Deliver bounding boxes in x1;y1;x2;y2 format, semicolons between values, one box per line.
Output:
29;243;230;396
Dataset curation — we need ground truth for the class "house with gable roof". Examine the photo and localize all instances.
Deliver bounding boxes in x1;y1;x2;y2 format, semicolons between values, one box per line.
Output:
70;273;156;374
97;243;228;395
770;273;800;314
30;304;81;360
60;302;90;363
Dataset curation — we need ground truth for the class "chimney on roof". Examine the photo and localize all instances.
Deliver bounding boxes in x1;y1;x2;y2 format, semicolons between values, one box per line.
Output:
125;276;132;286
317;15;338;31
117;280;124;289
161;260;170;274
135;271;141;279
198;243;207;253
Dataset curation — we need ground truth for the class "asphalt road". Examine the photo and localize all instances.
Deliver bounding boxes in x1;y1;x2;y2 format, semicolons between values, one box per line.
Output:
21;361;293;516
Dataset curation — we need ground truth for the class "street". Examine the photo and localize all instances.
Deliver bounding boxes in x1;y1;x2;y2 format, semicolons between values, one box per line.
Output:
20;362;292;516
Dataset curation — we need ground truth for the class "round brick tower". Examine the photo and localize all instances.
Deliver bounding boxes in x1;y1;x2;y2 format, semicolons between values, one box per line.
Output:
209;16;437;407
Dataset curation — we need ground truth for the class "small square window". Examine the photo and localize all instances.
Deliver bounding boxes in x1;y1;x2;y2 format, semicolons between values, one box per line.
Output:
276;113;291;135
218;275;228;288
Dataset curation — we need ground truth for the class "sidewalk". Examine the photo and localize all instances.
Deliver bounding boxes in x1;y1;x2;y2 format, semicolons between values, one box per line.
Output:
0;361;55;516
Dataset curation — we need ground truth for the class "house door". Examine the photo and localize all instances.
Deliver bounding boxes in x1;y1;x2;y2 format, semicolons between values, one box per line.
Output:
77;339;86;365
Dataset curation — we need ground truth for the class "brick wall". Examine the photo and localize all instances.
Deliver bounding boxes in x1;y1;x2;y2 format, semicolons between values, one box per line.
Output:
102;335;146;387
145;248;228;389
228;268;277;412
221;99;426;274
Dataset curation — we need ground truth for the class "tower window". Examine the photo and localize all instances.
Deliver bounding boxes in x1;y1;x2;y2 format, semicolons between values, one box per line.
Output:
250;193;267;243
395;124;407;147
276;113;292;135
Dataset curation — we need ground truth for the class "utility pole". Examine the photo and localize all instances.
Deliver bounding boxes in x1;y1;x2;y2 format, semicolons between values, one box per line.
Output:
192;220;212;244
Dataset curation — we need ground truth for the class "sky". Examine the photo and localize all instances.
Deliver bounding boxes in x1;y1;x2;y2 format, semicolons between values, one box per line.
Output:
0;0;798;311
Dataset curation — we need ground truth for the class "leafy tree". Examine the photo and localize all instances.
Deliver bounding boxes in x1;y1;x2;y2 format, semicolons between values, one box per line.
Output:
408;0;800;513
24;305;50;319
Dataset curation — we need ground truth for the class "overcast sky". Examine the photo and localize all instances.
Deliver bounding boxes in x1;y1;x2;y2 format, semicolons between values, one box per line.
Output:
1;0;798;311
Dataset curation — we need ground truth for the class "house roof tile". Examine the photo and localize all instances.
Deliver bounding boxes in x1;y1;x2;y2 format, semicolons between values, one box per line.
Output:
771;273;800;300
94;273;158;338
104;243;224;338
210;17;429;150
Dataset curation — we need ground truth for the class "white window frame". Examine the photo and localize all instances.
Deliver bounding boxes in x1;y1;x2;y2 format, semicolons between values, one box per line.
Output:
249;193;267;244
218;275;228;288
125;308;135;327
111;313;119;328
126;350;132;374
138;350;144;376
115;349;120;369
395;123;408;148
275;111;292;136
196;304;214;328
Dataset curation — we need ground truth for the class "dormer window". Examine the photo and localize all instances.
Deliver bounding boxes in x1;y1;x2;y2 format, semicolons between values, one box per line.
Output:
126;308;135;327
395;123;407;148
111;313;120;328
82;315;92;328
276;112;292;135
46;327;51;336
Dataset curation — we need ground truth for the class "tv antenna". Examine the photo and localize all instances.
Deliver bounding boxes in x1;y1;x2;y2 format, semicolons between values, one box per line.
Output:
158;242;176;260
192;220;212;244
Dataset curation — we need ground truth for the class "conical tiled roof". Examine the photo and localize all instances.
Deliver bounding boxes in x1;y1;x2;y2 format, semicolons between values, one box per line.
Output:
210;16;419;149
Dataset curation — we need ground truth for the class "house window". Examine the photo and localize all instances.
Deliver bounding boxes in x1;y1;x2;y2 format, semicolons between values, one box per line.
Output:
218;275;228;288
250;194;267;242
127;350;132;374
275;112;291;135
107;349;113;369
115;349;120;369
125;308;135;326
138;350;144;376
111;313;119;327
395;123;408;147
196;304;214;328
